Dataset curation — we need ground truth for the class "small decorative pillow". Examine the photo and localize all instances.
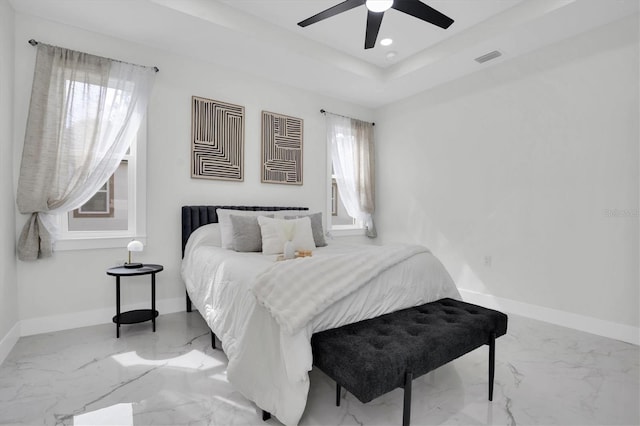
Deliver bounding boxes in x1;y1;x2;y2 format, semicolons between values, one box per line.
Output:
258;216;316;255
230;214;273;252
284;212;327;247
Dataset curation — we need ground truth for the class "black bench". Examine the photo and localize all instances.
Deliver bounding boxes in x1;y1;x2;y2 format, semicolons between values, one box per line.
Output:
310;298;508;426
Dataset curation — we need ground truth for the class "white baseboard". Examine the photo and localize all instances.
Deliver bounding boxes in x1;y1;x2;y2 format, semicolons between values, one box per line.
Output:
0;322;21;365
20;297;185;337
459;289;639;346
4;291;637;366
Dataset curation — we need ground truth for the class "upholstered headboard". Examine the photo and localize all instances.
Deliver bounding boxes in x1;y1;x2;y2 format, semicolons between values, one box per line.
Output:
181;205;308;257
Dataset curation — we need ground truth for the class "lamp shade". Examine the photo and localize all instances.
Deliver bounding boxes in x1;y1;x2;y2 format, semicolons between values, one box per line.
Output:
127;240;144;252
125;240;144;268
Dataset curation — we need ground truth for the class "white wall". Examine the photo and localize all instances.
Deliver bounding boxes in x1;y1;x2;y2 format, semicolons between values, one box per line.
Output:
12;13;373;333
0;0;19;361
375;15;639;336
7;9;638;344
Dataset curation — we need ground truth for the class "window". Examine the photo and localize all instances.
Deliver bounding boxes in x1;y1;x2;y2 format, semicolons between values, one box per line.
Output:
54;124;147;251
54;73;148;250
325;113;376;237
327;137;365;235
15;42;155;261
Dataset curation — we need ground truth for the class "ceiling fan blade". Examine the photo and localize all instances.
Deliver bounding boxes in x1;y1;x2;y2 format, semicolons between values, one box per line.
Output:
364;10;384;49
391;0;454;29
298;0;365;27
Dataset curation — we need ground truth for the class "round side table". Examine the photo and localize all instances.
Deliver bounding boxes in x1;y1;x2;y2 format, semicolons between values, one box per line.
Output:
106;264;164;338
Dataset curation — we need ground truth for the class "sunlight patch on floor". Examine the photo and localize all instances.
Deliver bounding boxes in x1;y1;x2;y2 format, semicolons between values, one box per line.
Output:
74;403;133;426
111;349;223;370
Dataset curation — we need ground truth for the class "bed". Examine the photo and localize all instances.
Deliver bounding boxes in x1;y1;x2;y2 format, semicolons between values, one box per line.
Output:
180;205;460;426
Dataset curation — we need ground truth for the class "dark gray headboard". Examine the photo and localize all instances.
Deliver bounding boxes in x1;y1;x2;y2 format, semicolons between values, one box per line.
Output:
181;205;308;257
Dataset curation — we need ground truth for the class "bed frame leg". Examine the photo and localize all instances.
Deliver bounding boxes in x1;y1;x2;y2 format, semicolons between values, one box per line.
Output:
211;331;216;349
262;410;271;421
186;291;192;312
336;383;341;406
403;371;412;426
489;331;496;401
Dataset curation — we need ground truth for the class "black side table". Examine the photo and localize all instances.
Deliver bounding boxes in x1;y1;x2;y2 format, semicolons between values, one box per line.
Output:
106;264;163;338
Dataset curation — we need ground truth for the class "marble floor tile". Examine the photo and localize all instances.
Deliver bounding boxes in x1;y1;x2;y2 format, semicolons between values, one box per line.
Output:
0;311;637;425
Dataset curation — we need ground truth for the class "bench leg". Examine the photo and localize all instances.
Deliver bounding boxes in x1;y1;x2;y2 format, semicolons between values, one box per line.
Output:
403;371;412;426
211;331;216;349
262;410;271;421
489;331;496;401
336;383;341;406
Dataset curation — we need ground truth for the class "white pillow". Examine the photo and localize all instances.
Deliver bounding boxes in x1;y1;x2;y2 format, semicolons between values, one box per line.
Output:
183;223;221;261
282;212;327;247
257;216;316;255
217;209;278;249
189;223;221;247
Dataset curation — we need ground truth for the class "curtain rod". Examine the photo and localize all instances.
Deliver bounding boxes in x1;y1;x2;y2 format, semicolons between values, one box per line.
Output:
320;109;375;126
28;39;160;73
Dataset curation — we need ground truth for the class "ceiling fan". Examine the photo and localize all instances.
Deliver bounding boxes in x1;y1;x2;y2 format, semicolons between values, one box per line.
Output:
297;0;454;50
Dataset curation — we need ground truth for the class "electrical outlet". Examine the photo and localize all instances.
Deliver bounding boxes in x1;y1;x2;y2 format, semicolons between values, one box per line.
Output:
484;255;492;267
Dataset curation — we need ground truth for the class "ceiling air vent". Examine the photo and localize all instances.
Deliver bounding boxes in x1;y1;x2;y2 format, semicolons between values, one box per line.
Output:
475;50;502;64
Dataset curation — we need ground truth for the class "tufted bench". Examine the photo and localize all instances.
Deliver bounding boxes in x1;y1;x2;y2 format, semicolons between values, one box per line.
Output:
310;298;508;426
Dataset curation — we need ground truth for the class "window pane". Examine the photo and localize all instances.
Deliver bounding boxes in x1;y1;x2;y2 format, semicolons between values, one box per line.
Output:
81;191;108;213
330;175;356;226
68;161;129;231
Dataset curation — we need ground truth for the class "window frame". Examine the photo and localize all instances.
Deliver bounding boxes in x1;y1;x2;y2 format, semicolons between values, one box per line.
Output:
54;120;147;251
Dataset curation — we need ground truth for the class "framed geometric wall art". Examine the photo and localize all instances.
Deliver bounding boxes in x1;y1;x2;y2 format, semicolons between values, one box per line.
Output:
191;96;245;181
261;110;303;185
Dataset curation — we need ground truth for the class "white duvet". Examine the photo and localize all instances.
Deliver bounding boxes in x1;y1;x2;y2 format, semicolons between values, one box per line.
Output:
181;226;460;426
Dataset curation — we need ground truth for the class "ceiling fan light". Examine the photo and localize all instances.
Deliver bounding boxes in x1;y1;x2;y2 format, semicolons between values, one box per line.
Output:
366;0;393;13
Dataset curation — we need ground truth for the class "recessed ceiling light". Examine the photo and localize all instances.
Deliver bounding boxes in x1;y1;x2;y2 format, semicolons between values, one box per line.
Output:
366;0;393;13
380;38;393;46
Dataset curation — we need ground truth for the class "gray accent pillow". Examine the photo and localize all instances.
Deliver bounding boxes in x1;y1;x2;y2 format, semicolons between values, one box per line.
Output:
284;212;327;247
230;214;273;252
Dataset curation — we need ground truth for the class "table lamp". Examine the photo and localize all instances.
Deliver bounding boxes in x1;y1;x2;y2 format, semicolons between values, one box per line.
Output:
125;240;144;268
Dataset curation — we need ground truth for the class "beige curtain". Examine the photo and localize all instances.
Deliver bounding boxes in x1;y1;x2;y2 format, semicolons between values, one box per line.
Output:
327;114;377;238
16;43;156;260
